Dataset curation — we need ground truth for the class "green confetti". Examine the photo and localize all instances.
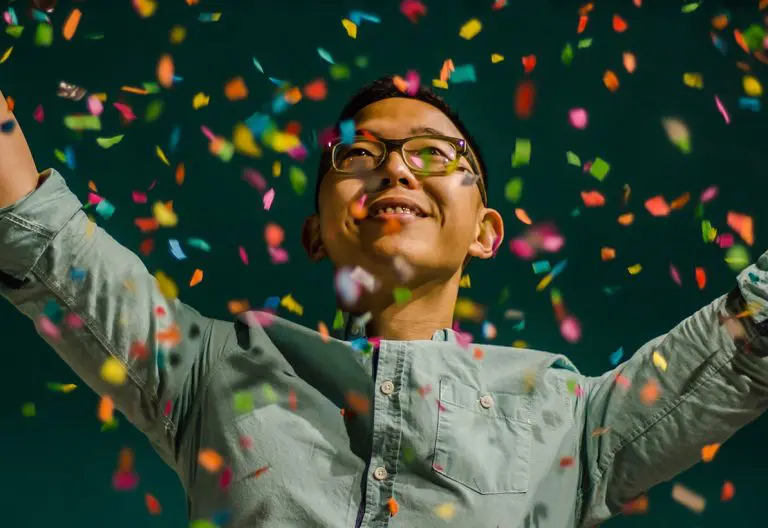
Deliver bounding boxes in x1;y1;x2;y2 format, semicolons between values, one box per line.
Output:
393;287;412;305
141;82;161;94
54;149;68;164
21;402;36;417
289;166;307;195
681;2;700;13
233;391;254;414
6;26;24;38
96;135;124;149
725;245;751;272
561;42;574;66
100;418;119;432
701;220;715;243
145;100;165;122
317;47;335;64
742;25;766;52
189;521;217;528
577;38;592;49
262;384;277;404
504;177;523;203
46;382;77;393
333;309;345;330
330;64;350;80
498;287;510;304
511;138;531;168
589;157;611;181
35;23;53;47
566;379;580;395
64;115;101;131
354;55;369;68
566;151;581;167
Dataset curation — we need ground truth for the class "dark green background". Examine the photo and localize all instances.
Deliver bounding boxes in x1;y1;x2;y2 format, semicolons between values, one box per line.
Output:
1;0;766;526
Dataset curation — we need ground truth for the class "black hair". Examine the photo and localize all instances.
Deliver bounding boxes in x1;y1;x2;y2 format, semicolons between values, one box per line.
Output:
314;76;488;212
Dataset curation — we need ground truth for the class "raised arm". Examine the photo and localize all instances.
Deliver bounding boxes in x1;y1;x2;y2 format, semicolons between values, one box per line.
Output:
0;91;39;206
579;251;768;526
0;92;230;459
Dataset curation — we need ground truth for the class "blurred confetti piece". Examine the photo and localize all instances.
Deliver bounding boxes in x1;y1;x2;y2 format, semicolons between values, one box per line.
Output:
661;117;691;153
671;483;705;513
560;316;581;343
98;395;114;423
157;54;174;89
156;145;170;165
743;75;762;97
459;18;482;39
491;53;504;63
628;264;642;275
145;493;162;515
21;402;36;417
190;269;203;287
603;70;619;92
342;18;357;38
521;54;536;73
601;247;616;261
400;0;427;23
640;379;660;405
612;14;628;32
701;443;720;462
514;81;536;120
434;502;456;520
47;382;78;393
387;497;400;517
0;46;13;64
652;350;667;371
568;108;588;129
622;495;649;515
192;92;210;109
683;72;703;88
96;135;124;149
238;246;249;265
62;8;81;40
317;47;334;64
670;264;682;286
589;157;610;180
721;481;735;501
714;95;730;124
622;52;636;73
695;267;707;289
101;357;127;385
155;271;179;300
225;77;248;101
645;196;671;217
609;347;624;366
515;209;532;225
198;449;224;472
581;190;605;207
727;212;754;245
725;245;751;272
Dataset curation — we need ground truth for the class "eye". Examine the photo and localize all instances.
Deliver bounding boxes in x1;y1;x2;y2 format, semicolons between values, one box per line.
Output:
345;147;376;158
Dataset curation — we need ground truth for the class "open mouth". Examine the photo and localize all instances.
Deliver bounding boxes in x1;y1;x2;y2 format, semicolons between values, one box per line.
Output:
364;198;429;222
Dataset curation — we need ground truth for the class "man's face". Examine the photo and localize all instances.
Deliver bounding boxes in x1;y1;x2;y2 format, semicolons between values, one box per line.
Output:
306;97;503;287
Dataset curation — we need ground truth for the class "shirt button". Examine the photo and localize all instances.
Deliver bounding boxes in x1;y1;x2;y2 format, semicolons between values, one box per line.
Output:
373;466;389;481
479;394;494;409
380;380;395;396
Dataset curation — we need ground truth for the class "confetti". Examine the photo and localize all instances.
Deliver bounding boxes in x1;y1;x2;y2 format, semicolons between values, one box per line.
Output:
434;502;456;520
98;395;114;423
198;449;224;472
459;19;482;40
612;14;628;33
645;196;671;217
511;138;531;167
695;267;707;289
727;212;754;246
101;357;127;385
603;70;619;92
701;443;720;462
145;493;162;515
671;483;706;513
721;481;735;501
622;52;636;73
568;108;588;129
514;81;536;120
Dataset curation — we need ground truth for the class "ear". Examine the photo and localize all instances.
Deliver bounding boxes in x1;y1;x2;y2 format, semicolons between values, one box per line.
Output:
301;214;327;261
468;208;504;260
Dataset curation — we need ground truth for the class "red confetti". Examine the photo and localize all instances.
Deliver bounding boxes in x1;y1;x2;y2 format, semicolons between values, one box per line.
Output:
695;267;707;290
514;80;536;119
559;456;575;468
613;14;628;32
721;481;735;501
400;0;427;23
288;388;298;411
219;466;233;489
145;493;162;515
253;466;270;478
521;54;537;73
581;190;606;207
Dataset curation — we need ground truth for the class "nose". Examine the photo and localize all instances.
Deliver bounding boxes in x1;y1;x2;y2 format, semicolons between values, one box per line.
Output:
375;151;421;192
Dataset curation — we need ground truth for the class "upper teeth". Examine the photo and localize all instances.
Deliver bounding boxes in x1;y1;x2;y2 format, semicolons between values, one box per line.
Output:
374;206;420;216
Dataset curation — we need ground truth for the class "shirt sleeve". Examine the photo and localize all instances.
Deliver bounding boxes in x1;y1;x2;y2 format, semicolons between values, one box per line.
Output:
579;250;768;526
0;169;231;459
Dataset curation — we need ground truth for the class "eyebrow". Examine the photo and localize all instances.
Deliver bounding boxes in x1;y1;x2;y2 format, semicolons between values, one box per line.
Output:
353;126;449;139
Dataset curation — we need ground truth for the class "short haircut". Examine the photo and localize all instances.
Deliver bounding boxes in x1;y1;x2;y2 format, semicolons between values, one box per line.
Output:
314;76;488;212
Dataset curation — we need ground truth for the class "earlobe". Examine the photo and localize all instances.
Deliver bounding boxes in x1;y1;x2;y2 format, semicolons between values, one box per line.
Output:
468;209;504;260
301;215;327;261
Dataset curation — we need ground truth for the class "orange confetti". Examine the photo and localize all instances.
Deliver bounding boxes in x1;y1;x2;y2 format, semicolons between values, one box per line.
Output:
62;8;82;41
633;0;642;6
622;495;649;515
761;0;768;10
473;347;484;360
345;390;371;416
612;14;628;33
440;59;455;82
135;218;159;233
644;196;671;217
712;14;729;30
157;324;181;346
577;15;588;34
318;322;330;343
303;79;328;101
228;300;250;315
559;456;575;468
157;54;174;89
253;466;270;478
695;267;707;290
727;212;754;246
121;86;149;95
603;70;620;92
618;213;635;226
98;395;114;423
701;443;720;463
118;448;134;472
190;269;203;287
288;388;297;411
601;247;616;261
175;163;185;185
581;190;606;207
578;3;594;16
383;218;402;235
145;493;162;515
392;75;409;93
734;30;749;54
622;52;636;73
265;223;285;247
670;192;690;211
521;54;537;73
640;379;660;405
198;449;224;472
387;497;400;517
224;77;248;101
5;96;14;112
515;208;533;225
283;87;302;105
721;481;735;501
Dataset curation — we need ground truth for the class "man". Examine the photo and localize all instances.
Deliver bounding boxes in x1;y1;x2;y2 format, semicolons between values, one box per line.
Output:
1;76;767;528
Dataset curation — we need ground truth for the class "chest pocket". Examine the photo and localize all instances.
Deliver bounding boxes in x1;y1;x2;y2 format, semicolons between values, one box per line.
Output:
433;378;533;495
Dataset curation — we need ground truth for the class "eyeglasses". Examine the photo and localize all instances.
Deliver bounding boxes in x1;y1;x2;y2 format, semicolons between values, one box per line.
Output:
328;134;487;205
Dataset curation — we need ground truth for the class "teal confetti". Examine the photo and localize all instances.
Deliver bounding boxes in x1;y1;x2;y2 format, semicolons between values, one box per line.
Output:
532;261;551;275
317;47;335;64
187;238;211;252
253;57;264;73
609;347;624;366
95;199;115;219
451;64;476;83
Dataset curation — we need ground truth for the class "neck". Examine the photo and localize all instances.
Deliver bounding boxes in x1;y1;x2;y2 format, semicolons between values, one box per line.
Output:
349;270;462;341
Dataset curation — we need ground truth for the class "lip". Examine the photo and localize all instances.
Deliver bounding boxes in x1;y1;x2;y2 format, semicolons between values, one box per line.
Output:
364;196;429;221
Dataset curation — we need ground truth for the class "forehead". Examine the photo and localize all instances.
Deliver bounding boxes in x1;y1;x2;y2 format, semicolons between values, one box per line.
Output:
353;97;465;140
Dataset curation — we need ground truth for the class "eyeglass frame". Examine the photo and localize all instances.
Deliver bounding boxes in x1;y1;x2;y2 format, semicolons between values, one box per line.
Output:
326;133;488;205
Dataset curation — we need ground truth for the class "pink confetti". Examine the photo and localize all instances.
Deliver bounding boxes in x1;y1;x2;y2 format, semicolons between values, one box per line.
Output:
318;126;337;149
568;108;588;129
87;193;103;205
3;11;11;25
239;435;253;450
287;145;308;162
405;70;421;96
238;246;249;265
32;104;44;123
88;95;104;116
615;373;631;389
132;191;147;204
400;0;427;23
583;161;592;173
669;264;682;286
717;233;735;248
714;95;730;124
37;316;61;341
219;466;233;489
163;400;172;417
700;185;719;203
268;246;289;264
112;471;140;491
560;316;582;343
64;312;83;329
263;188;275;210
242;168;267;191
200;125;216;142
148;180;158;191
573;385;584;397
510;239;535;259
113;102;136;123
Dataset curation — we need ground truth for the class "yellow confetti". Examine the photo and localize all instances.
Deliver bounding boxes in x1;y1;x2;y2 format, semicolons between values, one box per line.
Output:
198;449;224;472
85;217;96;238
652;350;668;371
233;123;262;157
701;443;720;463
169;25;186;44
536;274;553;291
272;161;281;177
628;264;643;275
134;0;157;18
432;79;448;89
153;201;178;227
743;75;763;97
683;72;703;89
459;19;482;40
60;384;78;393
155;145;170;166
434;502;456;520
454;298;485;321
266;131;300;153
281;294;304;316
192;92;210;109
342;18;357;38
100;357;127;385
491;53;504;63
459;274;471;288
0;46;13;64
155;271;179;300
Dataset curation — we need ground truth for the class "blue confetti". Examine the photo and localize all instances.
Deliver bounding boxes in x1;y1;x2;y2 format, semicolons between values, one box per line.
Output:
348;10;381;25
712;34;727;54
264;296;280;310
212;510;232;527
169;125;181;153
272;95;289;114
168;239;187;260
609;347;624;366
198;13;220;22
738;97;761;112
187;238;211;252
43;300;63;324
64;145;76;170
69;267;87;282
245;112;271;137
268;77;285;86
1;119;16;133
350;337;369;351
451;64;476;84
317;47;335;65
532;261;551;274
550;259;568;278
339;119;355;145
95;199;115;219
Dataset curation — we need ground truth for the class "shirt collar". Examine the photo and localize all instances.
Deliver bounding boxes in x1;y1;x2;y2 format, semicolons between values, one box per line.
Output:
333;311;454;343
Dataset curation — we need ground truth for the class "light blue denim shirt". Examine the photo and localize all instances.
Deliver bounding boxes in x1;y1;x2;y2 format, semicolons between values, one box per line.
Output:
2;169;768;528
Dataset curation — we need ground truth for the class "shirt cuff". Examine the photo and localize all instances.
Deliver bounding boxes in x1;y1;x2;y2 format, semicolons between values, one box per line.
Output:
0;169;83;280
